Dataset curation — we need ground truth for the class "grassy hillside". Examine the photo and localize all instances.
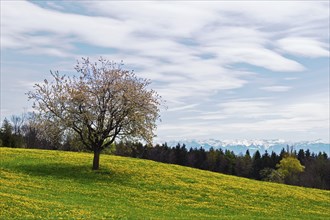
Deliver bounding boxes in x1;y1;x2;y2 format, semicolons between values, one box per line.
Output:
1;147;329;219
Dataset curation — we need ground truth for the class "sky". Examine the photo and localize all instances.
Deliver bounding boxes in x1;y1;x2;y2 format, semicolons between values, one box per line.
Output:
1;1;329;143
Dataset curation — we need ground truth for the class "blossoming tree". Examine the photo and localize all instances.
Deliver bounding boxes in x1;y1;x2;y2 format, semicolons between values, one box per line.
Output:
28;57;161;170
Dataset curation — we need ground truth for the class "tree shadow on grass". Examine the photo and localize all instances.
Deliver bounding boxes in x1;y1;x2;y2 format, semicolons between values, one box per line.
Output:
13;162;132;185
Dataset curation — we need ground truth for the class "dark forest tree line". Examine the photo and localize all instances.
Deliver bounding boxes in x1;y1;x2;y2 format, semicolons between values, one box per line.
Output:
1;116;329;190
113;141;329;190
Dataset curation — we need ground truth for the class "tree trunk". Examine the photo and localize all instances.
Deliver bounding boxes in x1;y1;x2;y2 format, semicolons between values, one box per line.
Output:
92;149;101;170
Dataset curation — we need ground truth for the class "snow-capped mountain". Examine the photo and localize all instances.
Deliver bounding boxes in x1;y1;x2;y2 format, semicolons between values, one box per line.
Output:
165;139;330;155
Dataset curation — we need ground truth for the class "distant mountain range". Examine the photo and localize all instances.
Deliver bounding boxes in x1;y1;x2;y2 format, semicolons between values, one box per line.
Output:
165;139;330;155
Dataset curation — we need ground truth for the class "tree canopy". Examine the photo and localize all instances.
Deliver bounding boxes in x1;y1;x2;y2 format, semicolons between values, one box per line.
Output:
28;57;161;169
276;156;305;178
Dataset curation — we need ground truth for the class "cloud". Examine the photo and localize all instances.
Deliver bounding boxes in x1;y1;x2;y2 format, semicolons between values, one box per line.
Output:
222;46;305;72
168;104;199;112
177;99;273;122
162;93;329;141
1;1;324;74
180;115;227;121
2;1;324;66
260;86;291;92
219;100;272;117
157;122;213;139
284;77;298;81
1;1;129;51
277;37;329;58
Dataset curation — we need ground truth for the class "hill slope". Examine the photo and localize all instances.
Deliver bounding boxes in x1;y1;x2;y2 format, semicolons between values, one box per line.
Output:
1;147;329;219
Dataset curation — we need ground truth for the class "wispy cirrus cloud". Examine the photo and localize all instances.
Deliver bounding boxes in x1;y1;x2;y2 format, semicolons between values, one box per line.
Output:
277;37;329;58
260;86;291;92
166;95;329;141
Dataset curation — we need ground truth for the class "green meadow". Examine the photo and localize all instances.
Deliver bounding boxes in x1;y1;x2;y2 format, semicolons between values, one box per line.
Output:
1;147;329;219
